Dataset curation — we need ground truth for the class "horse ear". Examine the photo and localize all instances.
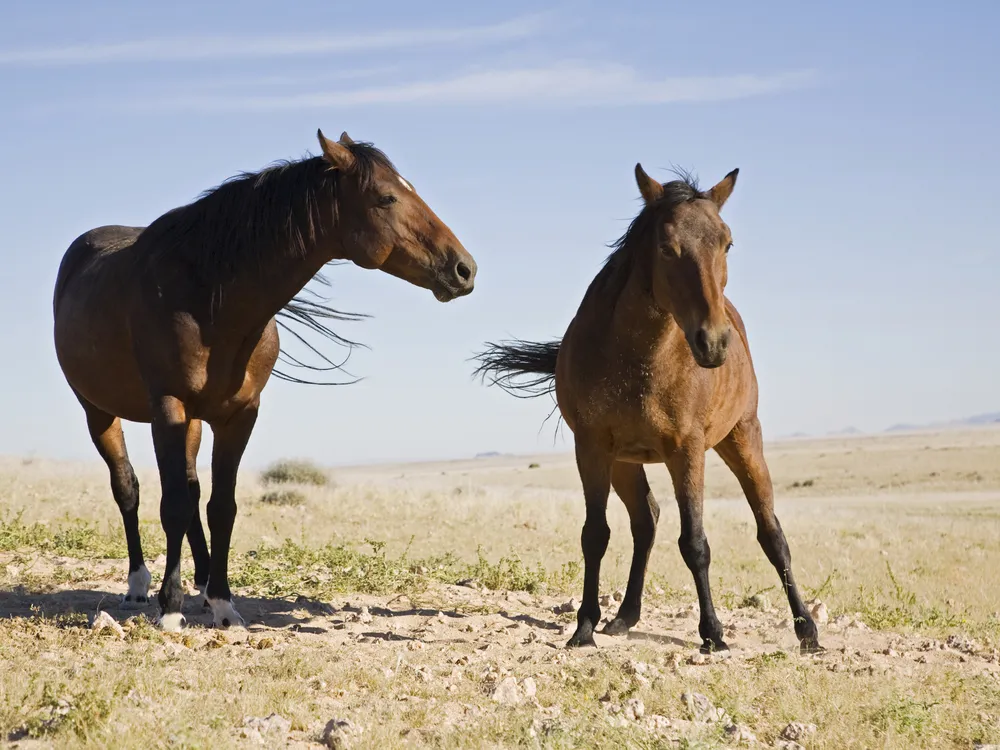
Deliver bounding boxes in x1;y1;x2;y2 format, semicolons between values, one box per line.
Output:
708;168;739;209
317;128;355;171
635;163;664;205
339;131;355;145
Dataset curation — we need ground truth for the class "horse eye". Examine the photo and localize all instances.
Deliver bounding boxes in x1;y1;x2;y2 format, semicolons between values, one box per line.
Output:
725;242;733;253
377;195;397;208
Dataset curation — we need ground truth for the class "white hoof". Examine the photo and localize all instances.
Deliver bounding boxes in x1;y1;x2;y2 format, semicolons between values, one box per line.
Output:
158;612;187;632
120;565;152;610
208;598;246;629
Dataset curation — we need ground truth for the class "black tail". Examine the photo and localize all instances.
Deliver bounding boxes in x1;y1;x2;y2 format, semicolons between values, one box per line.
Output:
472;338;561;399
273;267;370;386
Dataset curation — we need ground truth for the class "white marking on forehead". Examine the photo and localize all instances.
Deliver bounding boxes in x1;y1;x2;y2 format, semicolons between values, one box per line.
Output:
397;176;413;192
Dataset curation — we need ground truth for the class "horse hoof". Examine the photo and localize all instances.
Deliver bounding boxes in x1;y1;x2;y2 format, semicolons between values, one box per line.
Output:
566;626;597;648
700;638;729;655
208;598;246;629
158;612;187;632
800;639;825;655
120;566;152;610
601;618;633;636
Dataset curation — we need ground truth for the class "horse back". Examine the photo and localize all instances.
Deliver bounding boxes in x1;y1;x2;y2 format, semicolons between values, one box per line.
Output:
53;225;145;316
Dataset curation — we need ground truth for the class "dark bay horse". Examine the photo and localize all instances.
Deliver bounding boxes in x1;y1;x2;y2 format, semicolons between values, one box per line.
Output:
53;130;477;631
474;163;821;654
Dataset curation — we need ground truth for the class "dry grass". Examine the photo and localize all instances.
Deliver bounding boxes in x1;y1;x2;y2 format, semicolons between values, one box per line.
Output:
0;427;998;748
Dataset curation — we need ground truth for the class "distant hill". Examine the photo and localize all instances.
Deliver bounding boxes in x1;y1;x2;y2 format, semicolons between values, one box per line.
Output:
883;412;1000;434
828;426;863;436
474;451;503;459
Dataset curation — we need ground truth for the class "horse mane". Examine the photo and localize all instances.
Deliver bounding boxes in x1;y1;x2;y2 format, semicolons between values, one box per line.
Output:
141;141;397;286
139;140;399;385
591;168;705;302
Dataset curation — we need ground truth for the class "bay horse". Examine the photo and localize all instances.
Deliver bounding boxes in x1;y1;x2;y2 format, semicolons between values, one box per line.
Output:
474;163;821;654
53;130;477;631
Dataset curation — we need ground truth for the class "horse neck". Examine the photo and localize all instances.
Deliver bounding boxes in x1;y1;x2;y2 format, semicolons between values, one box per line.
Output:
209;223;346;338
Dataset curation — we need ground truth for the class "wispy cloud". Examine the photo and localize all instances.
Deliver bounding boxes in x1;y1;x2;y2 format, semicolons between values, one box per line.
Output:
129;63;819;112
0;14;546;66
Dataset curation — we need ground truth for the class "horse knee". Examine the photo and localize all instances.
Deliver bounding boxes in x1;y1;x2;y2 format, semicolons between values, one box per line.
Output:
111;468;140;514
206;496;237;529
678;531;711;572
581;520;610;559
756;518;791;569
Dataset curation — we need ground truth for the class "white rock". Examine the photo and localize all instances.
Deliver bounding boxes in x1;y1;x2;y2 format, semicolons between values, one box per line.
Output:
810;601;829;624
624;697;645;721
522;677;537;699
723;722;757;745
243;713;291;737
239;727;265;745
358;606;373;624
90;611;125;639
831;614;852;629
781;721;818;741
491;676;521;705
643;714;673;734
681;692;727;724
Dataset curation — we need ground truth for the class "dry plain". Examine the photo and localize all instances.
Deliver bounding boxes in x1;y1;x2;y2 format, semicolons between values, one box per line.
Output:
0;426;998;748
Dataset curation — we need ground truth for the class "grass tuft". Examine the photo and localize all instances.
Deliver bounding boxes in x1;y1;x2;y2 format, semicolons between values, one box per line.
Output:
260;460;330;487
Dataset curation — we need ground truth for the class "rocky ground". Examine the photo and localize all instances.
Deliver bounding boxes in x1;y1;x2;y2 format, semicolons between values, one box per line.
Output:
2;553;999;748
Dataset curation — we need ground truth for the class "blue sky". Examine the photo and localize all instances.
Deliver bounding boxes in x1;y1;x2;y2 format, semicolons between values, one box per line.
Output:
0;1;997;468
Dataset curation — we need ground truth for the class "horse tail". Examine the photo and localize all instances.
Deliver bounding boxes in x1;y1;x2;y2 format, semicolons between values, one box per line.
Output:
472;338;560;399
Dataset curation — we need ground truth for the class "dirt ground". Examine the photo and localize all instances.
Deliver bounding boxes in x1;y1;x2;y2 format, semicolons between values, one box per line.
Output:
1;427;999;748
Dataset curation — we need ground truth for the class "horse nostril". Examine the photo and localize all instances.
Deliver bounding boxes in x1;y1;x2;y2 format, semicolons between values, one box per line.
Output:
720;329;731;351
455;261;472;282
694;328;709;355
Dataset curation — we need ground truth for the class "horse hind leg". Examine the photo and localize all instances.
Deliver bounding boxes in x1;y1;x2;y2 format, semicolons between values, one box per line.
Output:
78;396;150;609
714;416;822;654
602;462;659;636
184;419;211;608
567;436;613;648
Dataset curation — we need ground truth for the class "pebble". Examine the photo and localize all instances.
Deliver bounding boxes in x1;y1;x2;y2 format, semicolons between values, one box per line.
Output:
322;718;363;749
781;721;818;741
723;722;757;745
624;697;645;721
680;692;728;724
242;714;291;737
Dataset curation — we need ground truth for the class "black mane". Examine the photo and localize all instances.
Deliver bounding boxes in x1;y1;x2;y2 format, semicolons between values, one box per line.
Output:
141;141;398;288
